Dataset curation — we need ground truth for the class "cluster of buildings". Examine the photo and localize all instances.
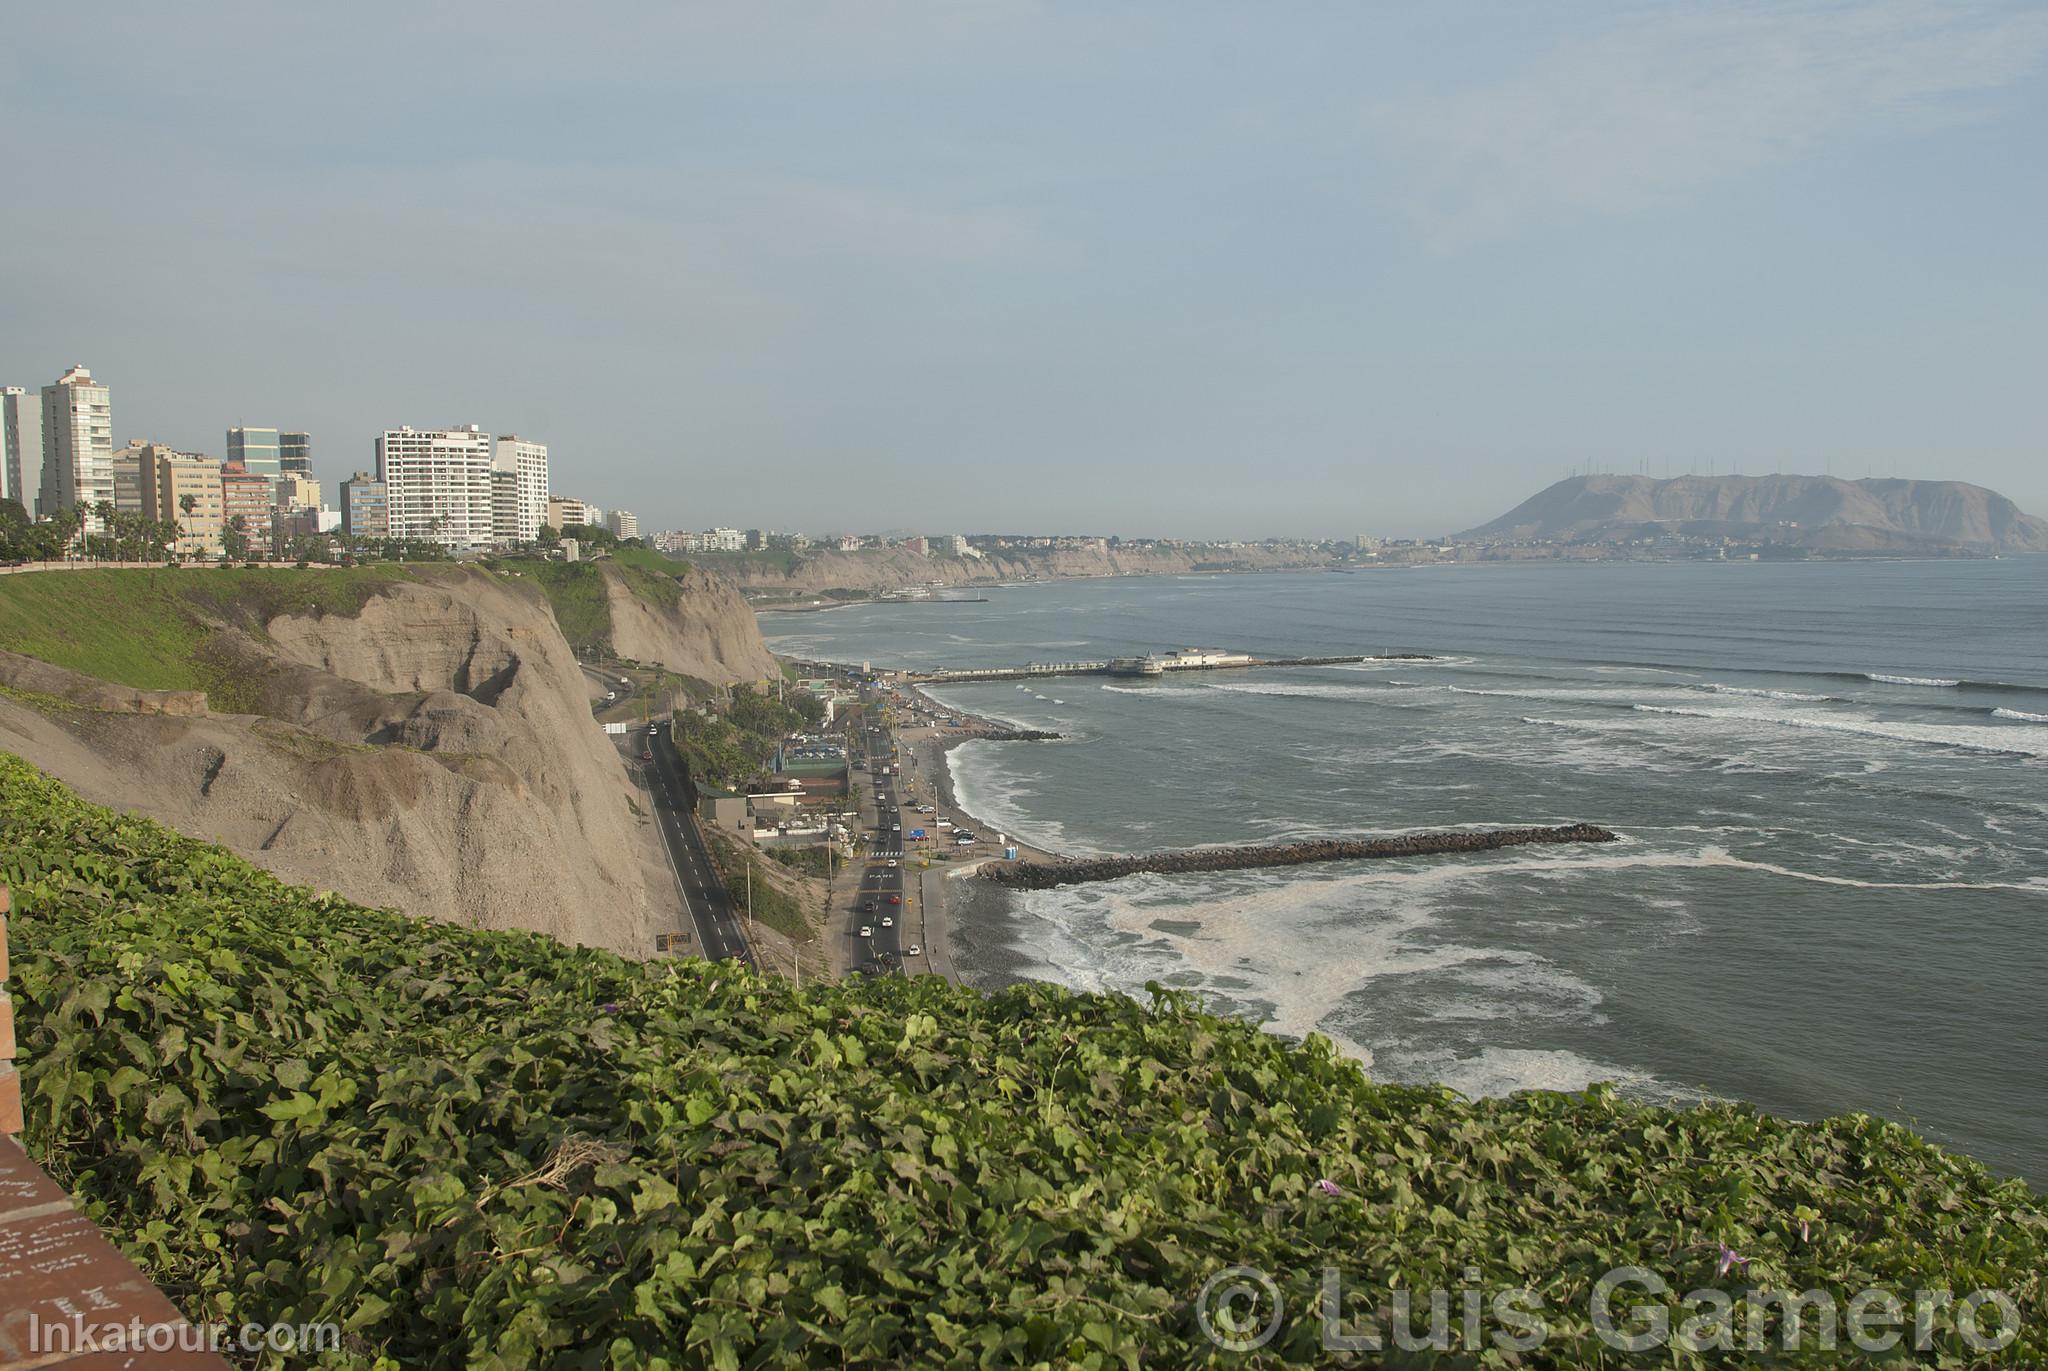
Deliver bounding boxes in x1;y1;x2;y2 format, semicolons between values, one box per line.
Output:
2;365;326;557
1;366;648;558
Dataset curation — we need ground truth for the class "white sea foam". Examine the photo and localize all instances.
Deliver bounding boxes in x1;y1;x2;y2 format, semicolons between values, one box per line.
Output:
1098;683;1211;699
1866;673;1961;687
1698;684;1835;702
1994;708;2048;723
1630;703;2048;758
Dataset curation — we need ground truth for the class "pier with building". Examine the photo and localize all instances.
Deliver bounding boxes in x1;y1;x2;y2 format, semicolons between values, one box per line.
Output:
905;648;1432;684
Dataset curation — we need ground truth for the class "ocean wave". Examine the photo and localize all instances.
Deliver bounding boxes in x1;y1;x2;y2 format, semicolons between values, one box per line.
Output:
1865;673;1961;687
1994;708;2048;724
1098;683;1212;698
1629;703;2048;759
1698;684;1836;702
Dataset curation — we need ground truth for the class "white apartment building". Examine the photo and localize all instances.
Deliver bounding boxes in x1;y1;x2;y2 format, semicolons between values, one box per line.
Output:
707;526;744;551
375;426;495;550
492;435;549;542
606;508;639;540
40;365;113;528
1;386;44;514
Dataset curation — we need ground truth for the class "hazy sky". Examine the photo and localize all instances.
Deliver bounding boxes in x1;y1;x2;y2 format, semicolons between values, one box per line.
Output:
5;1;2045;538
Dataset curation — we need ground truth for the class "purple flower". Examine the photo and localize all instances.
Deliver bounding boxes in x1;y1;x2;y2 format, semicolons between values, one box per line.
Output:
1315;1178;1344;1197
1716;1244;1750;1278
600;1003;622;1015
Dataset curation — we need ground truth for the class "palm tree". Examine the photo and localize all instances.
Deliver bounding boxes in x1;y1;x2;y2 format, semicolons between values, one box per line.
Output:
178;493;197;558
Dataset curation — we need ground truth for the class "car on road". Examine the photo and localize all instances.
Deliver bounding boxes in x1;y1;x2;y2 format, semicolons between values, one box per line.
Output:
905;944;922;957
859;925;873;938
889;894;901;905
880;916;893;928
648;725;659;735
641;749;652;760
862;899;876;913
886;859;898;868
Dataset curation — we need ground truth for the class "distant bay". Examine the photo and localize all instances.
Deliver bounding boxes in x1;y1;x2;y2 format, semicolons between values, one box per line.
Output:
762;559;2048;1179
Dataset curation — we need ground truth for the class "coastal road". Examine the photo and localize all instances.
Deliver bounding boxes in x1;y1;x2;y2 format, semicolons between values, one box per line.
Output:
640;720;754;965
850;717;908;976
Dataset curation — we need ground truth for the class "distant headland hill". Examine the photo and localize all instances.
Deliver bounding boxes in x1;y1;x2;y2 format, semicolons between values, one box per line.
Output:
1459;474;2048;554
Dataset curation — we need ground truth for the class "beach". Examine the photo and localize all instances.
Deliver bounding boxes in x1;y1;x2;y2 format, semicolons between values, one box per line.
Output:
881;684;1063;986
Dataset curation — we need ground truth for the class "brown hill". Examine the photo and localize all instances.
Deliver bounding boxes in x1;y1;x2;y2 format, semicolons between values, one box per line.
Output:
1460;474;2048;552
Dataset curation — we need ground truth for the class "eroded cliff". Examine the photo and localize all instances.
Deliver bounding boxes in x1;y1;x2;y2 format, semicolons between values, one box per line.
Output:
0;566;722;956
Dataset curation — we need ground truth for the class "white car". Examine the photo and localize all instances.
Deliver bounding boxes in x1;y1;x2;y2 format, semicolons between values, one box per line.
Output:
859;925;873;938
886;859;898;868
905;943;923;957
880;916;894;928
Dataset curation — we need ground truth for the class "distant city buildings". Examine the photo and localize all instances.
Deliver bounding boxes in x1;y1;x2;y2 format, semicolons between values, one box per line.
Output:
226;426;283;478
546;496;598;531
340;472;388;540
279;431;312;476
902;536;929;556
40;365;114;528
376;425;495;550
607;508;638;540
1;387;43;515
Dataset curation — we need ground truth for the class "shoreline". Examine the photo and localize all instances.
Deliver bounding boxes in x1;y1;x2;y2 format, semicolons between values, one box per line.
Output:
885;684;1065;987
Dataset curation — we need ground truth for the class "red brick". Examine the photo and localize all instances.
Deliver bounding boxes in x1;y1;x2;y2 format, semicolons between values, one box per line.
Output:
0;1067;19;1141
0;992;14;1061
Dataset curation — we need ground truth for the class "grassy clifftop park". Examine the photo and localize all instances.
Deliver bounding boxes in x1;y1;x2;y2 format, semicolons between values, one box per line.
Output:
3;752;2043;1366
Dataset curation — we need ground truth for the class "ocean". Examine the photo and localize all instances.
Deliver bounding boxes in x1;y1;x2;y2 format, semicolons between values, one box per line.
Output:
760;559;2048;1180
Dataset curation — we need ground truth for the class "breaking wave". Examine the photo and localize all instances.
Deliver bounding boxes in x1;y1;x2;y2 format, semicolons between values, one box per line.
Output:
1865;673;1961;688
1994;708;2048;724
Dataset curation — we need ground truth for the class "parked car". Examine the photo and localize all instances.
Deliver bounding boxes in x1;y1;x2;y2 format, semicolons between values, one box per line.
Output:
905;944;923;957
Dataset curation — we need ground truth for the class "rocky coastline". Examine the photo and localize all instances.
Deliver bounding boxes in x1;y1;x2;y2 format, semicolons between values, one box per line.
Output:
978;823;1619;889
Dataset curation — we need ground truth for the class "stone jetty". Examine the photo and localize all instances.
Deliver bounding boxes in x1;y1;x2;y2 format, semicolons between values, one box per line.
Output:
973;727;1063;741
978;823;1618;889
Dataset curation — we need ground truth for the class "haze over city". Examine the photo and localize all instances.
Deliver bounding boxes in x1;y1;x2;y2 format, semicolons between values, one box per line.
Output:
4;0;2046;537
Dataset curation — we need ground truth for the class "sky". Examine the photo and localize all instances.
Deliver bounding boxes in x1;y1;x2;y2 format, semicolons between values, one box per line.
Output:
3;0;2045;540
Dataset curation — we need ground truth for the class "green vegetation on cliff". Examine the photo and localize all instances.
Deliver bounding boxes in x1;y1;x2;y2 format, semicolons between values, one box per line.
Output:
0;566;415;695
3;752;2043;1368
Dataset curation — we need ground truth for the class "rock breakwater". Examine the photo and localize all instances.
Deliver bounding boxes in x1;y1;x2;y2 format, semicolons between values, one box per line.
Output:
979;823;1617;889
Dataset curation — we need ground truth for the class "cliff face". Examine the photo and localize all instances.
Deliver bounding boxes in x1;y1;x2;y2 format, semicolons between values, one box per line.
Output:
0;568;678;957
603;563;780;683
1462;474;2048;551
722;543;1334;595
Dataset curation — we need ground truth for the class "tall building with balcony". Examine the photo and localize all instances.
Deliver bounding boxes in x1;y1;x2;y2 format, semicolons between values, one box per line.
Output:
226;427;282;478
340;472;389;540
607;508;639;540
375;426;495;550
1;386;44;515
546;496;597;531
491;436;548;543
273;471;321;515
39;365;114;527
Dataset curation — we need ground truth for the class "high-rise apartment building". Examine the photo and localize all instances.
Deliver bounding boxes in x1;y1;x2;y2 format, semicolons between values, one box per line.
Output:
375;426;494;550
40;365;114;528
142;453;225;557
607;508;639;540
280;431;312;476
226;427;282;478
1;387;44;515
491;436;549;543
340;472;389;540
